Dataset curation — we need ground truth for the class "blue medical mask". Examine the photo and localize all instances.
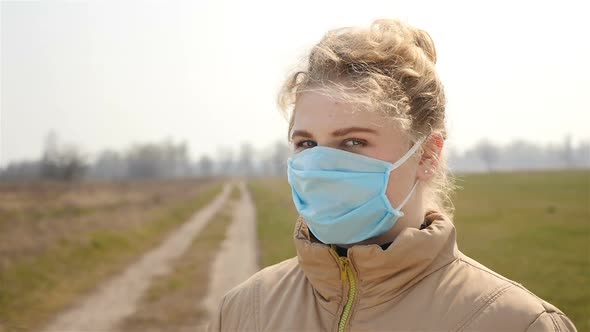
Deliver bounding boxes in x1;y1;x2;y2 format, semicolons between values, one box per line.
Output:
287;139;423;245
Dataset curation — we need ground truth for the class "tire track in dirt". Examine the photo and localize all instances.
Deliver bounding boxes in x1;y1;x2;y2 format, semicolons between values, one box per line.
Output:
41;183;233;332
198;181;259;331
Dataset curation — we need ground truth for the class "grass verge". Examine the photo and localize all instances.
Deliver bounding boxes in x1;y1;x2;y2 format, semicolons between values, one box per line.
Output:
248;179;297;268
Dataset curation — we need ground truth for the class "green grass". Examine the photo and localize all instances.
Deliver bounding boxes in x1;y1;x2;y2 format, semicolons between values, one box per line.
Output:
248;179;298;267
0;182;224;332
250;170;590;331
452;170;589;331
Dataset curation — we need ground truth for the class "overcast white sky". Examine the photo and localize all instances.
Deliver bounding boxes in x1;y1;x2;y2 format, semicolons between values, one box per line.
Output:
1;0;588;166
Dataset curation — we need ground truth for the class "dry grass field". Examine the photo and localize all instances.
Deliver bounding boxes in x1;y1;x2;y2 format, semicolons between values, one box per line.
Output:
0;178;222;332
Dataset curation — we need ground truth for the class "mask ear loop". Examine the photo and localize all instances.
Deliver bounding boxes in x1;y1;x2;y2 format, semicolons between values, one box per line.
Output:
397;179;420;210
389;138;425;170
392;138;426;212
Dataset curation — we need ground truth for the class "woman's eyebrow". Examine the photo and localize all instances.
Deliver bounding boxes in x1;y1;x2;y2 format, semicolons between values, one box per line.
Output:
291;130;314;139
331;127;378;137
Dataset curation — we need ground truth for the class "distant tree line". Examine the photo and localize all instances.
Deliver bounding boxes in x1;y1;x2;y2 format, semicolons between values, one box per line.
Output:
1;132;90;182
0;132;588;182
449;136;589;173
0;132;291;182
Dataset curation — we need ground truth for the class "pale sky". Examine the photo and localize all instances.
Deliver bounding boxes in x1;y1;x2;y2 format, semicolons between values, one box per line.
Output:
1;0;589;166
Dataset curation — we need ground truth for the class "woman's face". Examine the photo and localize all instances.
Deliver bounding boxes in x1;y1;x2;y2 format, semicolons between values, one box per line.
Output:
291;91;432;243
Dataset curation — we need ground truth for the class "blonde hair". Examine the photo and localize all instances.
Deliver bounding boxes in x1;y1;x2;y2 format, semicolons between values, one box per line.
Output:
278;18;456;218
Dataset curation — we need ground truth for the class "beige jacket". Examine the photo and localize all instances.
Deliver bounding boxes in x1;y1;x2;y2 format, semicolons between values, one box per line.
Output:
209;211;577;331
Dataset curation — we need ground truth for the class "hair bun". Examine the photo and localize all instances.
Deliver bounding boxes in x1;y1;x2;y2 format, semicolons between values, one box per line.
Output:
369;19;438;66
413;29;437;64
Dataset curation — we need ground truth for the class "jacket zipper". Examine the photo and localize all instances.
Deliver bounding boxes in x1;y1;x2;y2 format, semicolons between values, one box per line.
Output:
337;256;357;332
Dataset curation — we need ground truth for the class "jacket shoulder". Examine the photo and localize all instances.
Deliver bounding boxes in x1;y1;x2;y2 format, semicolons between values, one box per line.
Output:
225;256;301;301
455;253;577;331
208;257;302;332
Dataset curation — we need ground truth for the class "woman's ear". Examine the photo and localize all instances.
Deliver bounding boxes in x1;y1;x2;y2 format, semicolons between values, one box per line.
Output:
417;133;444;181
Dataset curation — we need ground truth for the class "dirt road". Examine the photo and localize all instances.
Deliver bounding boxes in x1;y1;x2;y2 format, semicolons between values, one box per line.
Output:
41;183;233;332
199;181;259;330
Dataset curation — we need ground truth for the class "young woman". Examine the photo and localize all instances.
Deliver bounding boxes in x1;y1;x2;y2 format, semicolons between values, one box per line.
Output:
209;19;577;332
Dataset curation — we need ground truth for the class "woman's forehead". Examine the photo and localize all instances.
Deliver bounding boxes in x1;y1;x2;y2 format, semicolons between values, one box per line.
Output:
293;91;397;132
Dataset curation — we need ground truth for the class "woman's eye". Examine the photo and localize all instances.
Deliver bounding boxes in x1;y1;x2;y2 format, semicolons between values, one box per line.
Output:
295;140;317;149
343;139;366;148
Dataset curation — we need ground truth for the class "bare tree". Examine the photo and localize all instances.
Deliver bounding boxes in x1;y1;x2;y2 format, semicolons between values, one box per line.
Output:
59;145;88;181
271;141;291;176
216;147;234;176
238;143;254;177
563;135;574;168
40;131;87;181
90;150;126;179
124;140;191;179
474;139;499;172
575;141;590;168
40;131;60;179
197;155;214;177
0;160;41;181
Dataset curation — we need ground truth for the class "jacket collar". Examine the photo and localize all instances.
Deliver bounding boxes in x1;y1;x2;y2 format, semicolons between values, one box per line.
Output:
294;211;460;312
